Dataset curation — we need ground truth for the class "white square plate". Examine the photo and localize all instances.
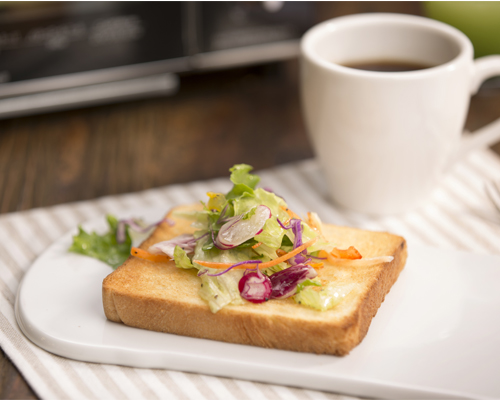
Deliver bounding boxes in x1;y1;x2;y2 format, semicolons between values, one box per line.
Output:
15;209;500;399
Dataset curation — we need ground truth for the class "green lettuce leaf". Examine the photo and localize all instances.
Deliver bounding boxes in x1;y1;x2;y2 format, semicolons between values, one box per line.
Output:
229;164;260;189
69;215;131;269
294;283;354;311
173;245;195;269
198;269;245;313
296;278;322;293
254;218;285;249
226;184;255;201
226;164;260;200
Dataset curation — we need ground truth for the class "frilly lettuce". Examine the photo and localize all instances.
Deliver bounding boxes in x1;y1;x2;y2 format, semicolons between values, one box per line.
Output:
226;164;260;200
198;269;244;313
69;215;131;269
173;246;195;269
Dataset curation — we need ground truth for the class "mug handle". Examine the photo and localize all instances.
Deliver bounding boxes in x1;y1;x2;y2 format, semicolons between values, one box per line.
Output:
458;55;500;159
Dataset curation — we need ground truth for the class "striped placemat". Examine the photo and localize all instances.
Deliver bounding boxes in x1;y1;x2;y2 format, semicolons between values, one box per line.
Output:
1;149;500;400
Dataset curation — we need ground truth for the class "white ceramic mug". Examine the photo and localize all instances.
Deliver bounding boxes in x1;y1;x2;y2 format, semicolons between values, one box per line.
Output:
300;13;500;214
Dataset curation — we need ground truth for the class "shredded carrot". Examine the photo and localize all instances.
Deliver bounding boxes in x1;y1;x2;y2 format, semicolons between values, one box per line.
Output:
318;247;364;264
330;246;362;260
308;262;324;269
280;205;301;220
193;238;318;270
276;248;287;257
131;247;171;263
251;242;263;249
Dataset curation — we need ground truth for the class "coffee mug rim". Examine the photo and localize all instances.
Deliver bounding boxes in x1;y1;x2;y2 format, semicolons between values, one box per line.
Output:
301;13;473;78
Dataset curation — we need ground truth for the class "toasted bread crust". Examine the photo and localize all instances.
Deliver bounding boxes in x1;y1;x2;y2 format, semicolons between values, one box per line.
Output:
102;205;407;356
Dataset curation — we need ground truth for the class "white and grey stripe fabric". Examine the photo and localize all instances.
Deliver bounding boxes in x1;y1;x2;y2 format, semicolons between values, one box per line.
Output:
1;149;500;400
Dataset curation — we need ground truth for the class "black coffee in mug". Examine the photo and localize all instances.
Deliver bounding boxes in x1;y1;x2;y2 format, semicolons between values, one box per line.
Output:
342;60;433;72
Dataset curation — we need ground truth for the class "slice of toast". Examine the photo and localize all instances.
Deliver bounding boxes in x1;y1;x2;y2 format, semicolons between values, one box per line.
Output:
102;204;407;356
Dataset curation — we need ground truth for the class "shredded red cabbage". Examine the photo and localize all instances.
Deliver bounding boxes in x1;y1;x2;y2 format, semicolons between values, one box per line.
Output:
289;219;303;248
270;264;317;299
288;219;310;265
276;218;290;230
198;260;262;277
277;218;310;265
276;218;303;248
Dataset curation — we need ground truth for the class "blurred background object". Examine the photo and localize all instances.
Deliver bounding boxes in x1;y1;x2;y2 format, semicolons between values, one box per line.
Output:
0;1;314;119
424;1;500;58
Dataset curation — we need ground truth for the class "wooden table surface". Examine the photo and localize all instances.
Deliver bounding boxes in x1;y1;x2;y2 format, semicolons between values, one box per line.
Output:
1;2;500;398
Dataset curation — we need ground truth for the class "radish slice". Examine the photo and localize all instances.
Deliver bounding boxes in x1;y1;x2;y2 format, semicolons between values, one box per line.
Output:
238;270;272;303
216;205;271;249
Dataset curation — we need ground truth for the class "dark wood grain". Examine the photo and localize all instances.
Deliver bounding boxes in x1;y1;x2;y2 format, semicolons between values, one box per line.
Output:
1;2;500;398
0;349;37;400
0;62;312;213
